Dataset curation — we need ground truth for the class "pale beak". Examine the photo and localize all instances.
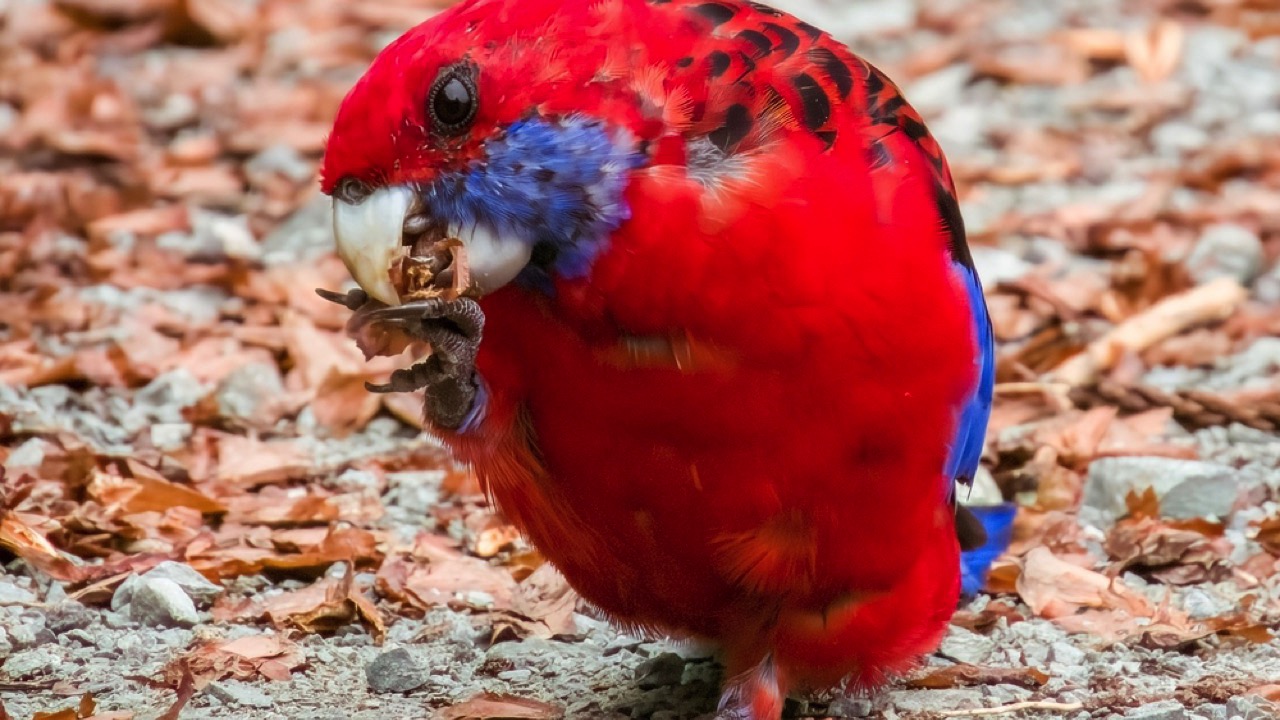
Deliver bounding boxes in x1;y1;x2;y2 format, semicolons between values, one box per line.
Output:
332;185;533;306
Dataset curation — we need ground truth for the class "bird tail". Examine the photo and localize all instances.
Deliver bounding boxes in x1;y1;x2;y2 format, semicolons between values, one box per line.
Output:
958;502;1017;597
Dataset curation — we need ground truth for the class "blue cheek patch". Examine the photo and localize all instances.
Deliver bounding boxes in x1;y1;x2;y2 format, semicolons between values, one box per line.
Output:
420;116;643;288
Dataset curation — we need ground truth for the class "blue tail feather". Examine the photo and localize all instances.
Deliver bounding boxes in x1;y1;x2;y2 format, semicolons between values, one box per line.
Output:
959;502;1016;597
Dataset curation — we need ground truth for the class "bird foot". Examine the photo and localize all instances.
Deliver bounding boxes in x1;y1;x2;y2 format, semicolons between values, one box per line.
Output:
320;287;487;431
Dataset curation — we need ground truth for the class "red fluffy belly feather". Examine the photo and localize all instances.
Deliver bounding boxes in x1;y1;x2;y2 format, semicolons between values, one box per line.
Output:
446;270;972;686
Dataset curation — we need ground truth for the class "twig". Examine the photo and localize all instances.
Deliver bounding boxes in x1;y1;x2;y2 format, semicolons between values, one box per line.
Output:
1048;277;1246;386
1071;381;1280;432
937;701;1085;717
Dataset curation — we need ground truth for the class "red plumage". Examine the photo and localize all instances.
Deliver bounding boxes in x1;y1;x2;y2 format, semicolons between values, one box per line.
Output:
323;0;980;716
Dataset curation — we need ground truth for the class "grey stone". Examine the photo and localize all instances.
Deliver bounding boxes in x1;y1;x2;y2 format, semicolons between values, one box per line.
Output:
141;562;224;606
971;245;1036;286
887;688;984;714
1186;223;1264;286
1049;641;1087;666
9;611;56;649
827;697;873;717
150;422;192;450
1181;588;1234;620
496;668;532;683
984;684;1033;705
191;210;260;260
146;94;198;129
1196;704;1227;720
1255;261;1280;305
216;363;286;425
634;652;685;689
61;629;97;647
207;680;275;708
127;577;199;627
260;192;335;266
905;63;974;114
2;647;62;677
938;626;995;665
365;647;429;693
246;144;314;184
1124;699;1188;720
1083;457;1238;524
1226;695;1278;720
112;573;143;611
0;581;38;604
102;609;135;629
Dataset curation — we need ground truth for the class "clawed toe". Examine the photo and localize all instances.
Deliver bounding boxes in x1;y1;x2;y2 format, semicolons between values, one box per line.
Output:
315;287;369;310
365;360;440;394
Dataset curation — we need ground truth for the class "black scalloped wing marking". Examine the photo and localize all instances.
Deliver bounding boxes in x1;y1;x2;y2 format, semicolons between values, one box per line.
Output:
652;0;860;154
859;61;973;271
657;0;975;272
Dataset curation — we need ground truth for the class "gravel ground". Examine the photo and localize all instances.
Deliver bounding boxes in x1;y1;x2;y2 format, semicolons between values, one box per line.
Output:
1;0;1278;719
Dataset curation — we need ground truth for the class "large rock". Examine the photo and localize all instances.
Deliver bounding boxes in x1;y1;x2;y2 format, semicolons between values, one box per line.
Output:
1083;457;1237;525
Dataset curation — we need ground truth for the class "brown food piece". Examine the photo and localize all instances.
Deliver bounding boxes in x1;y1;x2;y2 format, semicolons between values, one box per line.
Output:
394;237;474;303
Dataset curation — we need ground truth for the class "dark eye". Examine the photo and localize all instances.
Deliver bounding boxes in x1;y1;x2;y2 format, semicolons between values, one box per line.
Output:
428;65;478;136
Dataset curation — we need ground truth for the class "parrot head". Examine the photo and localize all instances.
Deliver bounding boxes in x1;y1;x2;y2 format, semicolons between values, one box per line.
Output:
321;0;652;305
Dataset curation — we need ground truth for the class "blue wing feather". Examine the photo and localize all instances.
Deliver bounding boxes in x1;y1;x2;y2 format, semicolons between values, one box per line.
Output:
944;262;995;487
939;200;1013;596
946;257;1014;596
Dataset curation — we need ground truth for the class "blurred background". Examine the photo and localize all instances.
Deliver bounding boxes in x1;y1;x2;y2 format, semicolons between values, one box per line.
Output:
1;0;1279;718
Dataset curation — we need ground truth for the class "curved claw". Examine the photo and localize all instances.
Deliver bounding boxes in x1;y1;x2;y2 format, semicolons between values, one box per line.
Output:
315;287;369;310
363;298;449;327
365;360;440;394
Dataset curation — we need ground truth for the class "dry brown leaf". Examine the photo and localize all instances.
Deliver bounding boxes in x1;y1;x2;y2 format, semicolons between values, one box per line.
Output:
1106;516;1228;585
438;694;562;720
191;526;382;581
214;436;312;487
1255;514;1280;556
491;563;579;642
311;370;384;436
907;664;1049;689
228;564;386;643
377;534;518;613
87;469;227;516
0;510;86;583
950;600;1027;634
1017;547;1152;619
166;634;305;690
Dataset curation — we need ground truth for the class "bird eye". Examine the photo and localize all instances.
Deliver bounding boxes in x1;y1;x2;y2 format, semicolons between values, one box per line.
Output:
428;64;478;136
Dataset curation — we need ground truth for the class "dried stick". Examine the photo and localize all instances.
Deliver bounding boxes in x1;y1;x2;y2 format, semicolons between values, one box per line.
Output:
937;700;1086;717
1048;277;1247;386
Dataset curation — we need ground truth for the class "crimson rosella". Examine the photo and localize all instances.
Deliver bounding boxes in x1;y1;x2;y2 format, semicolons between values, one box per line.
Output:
319;0;1006;716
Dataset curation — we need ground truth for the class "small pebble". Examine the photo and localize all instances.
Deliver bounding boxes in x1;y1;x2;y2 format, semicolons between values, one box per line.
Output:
127;577;199;628
634;652;685;689
207;680;276;708
1185;223;1264;286
1124;698;1188;720
365;647;430;693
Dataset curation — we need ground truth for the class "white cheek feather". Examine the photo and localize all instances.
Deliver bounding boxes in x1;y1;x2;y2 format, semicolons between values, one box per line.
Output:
448;222;533;295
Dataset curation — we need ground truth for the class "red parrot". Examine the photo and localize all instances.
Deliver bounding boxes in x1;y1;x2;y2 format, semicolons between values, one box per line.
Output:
319;0;1000;716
